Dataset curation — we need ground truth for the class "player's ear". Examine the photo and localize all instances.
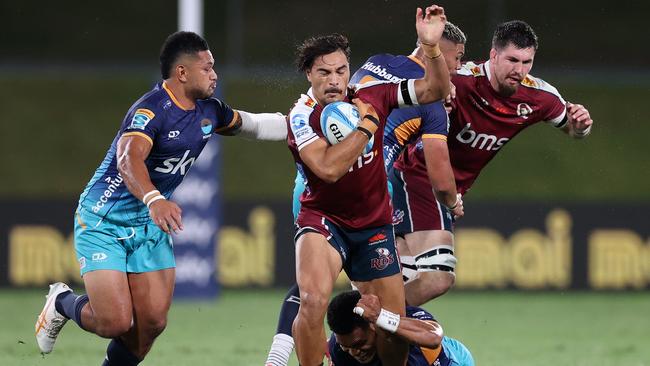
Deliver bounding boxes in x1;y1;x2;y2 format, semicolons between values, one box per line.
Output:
305;69;312;83
489;48;497;61
176;64;188;83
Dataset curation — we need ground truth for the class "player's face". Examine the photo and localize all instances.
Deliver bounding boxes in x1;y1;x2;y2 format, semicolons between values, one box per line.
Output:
185;50;218;99
440;38;465;76
306;50;350;106
489;43;535;96
335;326;377;364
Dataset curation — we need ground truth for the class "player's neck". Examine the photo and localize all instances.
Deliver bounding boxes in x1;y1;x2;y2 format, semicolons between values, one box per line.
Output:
163;80;196;110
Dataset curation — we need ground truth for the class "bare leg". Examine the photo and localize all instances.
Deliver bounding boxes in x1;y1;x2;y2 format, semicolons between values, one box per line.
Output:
293;233;342;366
80;270;134;338
403;230;455;306
119;268;175;359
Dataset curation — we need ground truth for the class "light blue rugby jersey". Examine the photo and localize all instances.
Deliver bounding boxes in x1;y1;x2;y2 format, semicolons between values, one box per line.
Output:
292;54;449;219
77;81;238;227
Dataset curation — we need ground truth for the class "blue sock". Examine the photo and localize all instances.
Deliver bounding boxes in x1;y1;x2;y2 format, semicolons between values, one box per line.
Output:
55;292;89;330
102;338;141;366
276;283;301;336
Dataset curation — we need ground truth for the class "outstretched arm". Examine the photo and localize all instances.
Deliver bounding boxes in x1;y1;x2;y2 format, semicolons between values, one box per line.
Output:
412;5;451;104
561;102;593;139
422;138;463;218
237;110;288;141
353;294;443;349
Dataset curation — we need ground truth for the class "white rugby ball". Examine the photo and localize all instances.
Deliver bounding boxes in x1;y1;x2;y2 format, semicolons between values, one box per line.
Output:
320;101;374;154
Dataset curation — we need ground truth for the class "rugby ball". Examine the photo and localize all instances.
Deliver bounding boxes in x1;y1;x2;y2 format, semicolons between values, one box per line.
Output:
320;101;374;154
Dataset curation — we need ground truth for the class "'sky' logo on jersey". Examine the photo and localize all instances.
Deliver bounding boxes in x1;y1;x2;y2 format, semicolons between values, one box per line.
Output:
155;150;196;175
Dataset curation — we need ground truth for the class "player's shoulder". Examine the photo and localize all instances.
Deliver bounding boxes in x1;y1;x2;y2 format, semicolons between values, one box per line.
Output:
123;83;170;129
353;79;396;93
455;61;486;78
519;73;563;100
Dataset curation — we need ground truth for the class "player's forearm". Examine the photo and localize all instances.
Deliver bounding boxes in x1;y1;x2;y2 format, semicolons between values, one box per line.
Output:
315;132;369;183
394;318;443;349
117;154;157;201
416;50;451;104
237;110;288;141
423;139;457;207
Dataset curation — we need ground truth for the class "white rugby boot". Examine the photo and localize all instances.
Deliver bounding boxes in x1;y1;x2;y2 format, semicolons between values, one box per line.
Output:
35;282;72;354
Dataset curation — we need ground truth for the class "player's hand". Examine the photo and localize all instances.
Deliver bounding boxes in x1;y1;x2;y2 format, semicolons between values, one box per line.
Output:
415;5;447;47
353;294;382;323
451;193;464;219
351;98;379;122
566;102;593;136
149;199;183;234
444;81;456;113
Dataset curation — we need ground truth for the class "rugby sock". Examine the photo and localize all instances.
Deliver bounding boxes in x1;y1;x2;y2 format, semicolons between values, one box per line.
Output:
265;284;300;366
102;338;141;366
55;292;89;330
276;284;300;335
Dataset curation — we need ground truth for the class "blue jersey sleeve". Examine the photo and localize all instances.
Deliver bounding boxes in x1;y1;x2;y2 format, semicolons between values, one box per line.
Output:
120;102;163;144
209;98;239;136
406;306;437;322
419;101;449;140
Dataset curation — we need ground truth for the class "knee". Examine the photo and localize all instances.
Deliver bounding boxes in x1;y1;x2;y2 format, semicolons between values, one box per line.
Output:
95;314;132;338
140;315;168;340
298;290;329;319
422;271;455;298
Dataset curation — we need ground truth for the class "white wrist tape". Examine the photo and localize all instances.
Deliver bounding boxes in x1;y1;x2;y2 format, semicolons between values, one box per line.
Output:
574;125;592;137
146;195;166;208
375;308;400;333
142;190;160;205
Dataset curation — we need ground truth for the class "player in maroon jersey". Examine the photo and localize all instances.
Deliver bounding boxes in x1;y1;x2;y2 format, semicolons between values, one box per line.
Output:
391;20;593;305
287;6;452;366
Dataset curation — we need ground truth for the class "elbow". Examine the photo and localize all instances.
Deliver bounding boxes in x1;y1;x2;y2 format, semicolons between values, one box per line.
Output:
314;166;344;184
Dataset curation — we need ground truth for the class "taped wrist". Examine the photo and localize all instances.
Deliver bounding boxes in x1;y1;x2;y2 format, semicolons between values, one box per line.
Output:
420;43;442;59
375;308;400;333
357;115;379;135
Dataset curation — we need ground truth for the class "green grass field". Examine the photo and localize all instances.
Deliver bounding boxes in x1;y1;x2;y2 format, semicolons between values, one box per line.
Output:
1;289;648;365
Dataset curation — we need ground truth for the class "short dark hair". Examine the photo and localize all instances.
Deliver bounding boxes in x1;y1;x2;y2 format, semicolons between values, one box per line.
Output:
492;20;538;50
443;22;467;45
295;33;351;72
327;291;369;335
160;31;210;79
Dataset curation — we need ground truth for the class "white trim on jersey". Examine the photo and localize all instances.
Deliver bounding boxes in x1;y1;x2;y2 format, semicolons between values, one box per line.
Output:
407;79;418;107
519;75;568;128
289;93;319;151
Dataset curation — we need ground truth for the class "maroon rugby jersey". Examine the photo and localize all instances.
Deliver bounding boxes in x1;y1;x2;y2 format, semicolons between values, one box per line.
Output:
395;61;567;195
288;81;415;229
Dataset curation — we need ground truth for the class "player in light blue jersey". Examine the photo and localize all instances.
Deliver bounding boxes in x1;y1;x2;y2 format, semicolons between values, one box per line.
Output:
327;291;474;366
267;22;467;366
35;31;287;365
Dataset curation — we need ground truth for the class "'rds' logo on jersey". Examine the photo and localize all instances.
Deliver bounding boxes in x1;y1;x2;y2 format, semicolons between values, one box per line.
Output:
155;150;196;175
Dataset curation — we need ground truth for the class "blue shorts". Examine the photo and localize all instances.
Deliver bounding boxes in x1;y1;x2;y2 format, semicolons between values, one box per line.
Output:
295;210;401;282
442;336;475;366
388;165;454;237
74;208;175;276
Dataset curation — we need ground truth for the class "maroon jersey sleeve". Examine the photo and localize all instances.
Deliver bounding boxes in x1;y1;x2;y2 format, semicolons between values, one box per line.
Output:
520;76;568;128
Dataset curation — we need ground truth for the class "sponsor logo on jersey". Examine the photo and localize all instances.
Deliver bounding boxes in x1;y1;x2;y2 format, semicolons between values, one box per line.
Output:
392;209;405;226
200;119;212;135
371;247;395;271
359;62;406;83
163;100;172;110
155;149;196;175
168;130;180;139
78;257;86;269
291;114;308;129
92;252;108;261
130;108;155;130
305;98;317;109
368;231;388;245
455;123;509;151
516;103;534;119
91;174;125;213
521;76;538;88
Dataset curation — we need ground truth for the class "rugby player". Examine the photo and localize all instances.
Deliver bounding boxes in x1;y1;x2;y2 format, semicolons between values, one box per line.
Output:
391;20;594;304
35;31;287;365
327;291;474;366
266;22;468;366
287;6;451;365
